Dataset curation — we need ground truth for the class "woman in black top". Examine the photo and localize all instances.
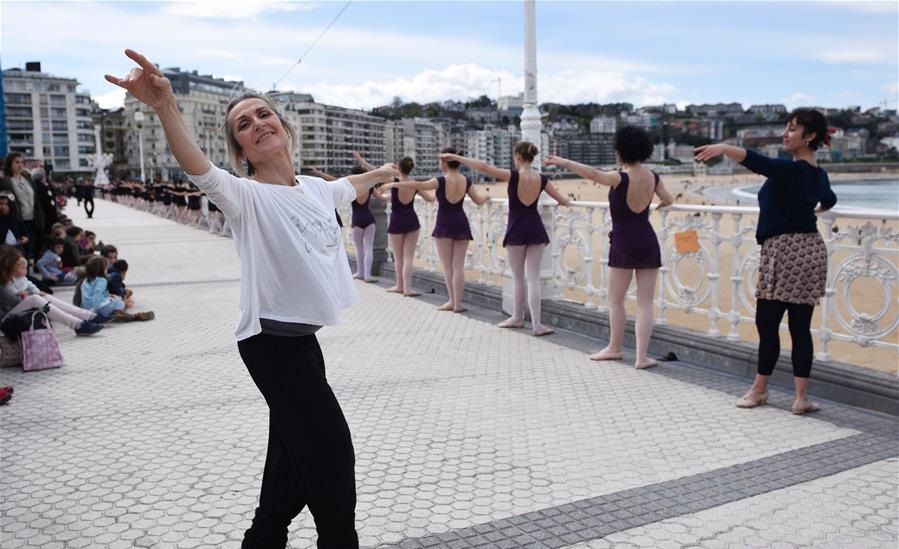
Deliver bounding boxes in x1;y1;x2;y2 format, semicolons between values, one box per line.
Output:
695;108;837;415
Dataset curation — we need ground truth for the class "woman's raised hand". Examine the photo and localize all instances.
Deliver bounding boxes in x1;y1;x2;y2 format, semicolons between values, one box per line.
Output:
543;155;567;168
438;153;462;162
694;144;727;162
104;49;173;109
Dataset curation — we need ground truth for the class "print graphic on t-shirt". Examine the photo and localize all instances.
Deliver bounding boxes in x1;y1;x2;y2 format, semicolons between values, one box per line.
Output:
289;214;339;254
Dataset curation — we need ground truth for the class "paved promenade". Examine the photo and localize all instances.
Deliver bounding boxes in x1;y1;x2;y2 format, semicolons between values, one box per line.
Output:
2;199;896;549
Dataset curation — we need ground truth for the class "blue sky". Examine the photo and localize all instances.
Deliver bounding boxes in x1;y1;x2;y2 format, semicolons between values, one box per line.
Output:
2;1;896;112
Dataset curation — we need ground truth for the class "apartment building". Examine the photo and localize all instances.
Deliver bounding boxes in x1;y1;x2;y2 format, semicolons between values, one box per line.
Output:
2;62;96;175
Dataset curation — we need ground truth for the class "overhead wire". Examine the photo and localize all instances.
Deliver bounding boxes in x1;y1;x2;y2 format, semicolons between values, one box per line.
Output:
271;0;353;91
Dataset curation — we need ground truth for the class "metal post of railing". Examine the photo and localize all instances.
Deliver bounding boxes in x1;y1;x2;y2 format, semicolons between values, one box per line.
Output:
727;212;745;341
816;215;836;362
707;212;723;337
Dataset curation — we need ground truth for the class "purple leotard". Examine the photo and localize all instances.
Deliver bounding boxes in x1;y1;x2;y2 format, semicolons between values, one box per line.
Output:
607;171;662;269
387;187;420;234
431;176;473;240
502;170;550;247
351;189;375;229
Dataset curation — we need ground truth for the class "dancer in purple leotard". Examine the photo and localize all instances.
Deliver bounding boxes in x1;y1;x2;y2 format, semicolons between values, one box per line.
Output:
310;164;378;282
382;147;490;312
441;142;571;336
545;126;674;368
354;153;434;297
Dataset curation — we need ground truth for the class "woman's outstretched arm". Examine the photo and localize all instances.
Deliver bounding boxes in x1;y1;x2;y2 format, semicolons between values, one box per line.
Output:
105;49;210;176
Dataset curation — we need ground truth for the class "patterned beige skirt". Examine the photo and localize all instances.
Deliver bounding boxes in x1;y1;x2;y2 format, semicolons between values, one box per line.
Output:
756;232;828;306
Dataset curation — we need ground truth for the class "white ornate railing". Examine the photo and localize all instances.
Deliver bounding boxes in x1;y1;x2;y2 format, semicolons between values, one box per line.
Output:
339;197;898;366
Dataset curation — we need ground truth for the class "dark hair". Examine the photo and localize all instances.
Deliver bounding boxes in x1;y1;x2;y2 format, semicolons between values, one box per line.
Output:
224;92;297;177
787;108;830;150
0;245;21;285
111;259;128;273
614;126;654;164
85;256;107;281
441;147;461;169
50;238;66;248
398;157;415;175
100;244;118;257
514;142;539;162
2;152;24;176
65;226;83;238
350;165;366;175
84;231;96;239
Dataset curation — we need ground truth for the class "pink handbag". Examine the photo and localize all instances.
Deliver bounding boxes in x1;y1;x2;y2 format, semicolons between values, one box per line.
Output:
22;311;63;372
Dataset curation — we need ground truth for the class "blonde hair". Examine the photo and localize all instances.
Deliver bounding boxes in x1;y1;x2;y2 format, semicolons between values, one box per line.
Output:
224;92;297;177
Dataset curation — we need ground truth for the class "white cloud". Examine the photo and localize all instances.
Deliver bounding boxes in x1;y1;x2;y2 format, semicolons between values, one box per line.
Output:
826;1;898;14
882;82;899;96
162;1;314;19
784;92;815;108
297;64;678;110
811;48;889;64
94;88;127;110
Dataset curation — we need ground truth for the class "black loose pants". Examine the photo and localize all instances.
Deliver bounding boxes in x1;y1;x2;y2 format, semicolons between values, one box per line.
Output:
237;333;358;549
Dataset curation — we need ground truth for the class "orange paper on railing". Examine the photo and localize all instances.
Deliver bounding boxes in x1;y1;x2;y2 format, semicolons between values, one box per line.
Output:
674;230;700;254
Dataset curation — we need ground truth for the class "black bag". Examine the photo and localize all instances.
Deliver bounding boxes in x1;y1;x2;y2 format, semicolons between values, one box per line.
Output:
1;304;49;340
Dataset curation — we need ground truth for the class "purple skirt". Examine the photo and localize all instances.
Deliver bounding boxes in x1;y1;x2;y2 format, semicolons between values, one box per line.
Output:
432;210;473;240
387;209;420;234
608;227;661;269
503;212;549;247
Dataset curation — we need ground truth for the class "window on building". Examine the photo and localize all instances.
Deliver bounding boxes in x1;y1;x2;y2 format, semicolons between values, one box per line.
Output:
79;159;91;167
53;146;70;156
55;159;70;169
51;108;67;118
52;120;68;131
47;83;61;92
50;94;66;107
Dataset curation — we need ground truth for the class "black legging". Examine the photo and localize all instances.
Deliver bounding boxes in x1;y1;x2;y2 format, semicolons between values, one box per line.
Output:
83;194;94;218
236;333;358;549
755;298;815;378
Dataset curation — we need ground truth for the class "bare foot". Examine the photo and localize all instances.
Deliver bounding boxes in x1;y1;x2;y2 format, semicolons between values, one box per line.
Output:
634;358;658;370
437;302;454;311
497;318;525;328
532;326;554;337
364;277;378;283
386;286;403;293
589;348;623;361
453;306;468;313
353;274;363;280
403;291;421;297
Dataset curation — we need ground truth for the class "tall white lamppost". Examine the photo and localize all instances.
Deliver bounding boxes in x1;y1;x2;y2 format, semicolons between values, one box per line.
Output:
503;0;558;316
134;110;146;183
520;0;543;166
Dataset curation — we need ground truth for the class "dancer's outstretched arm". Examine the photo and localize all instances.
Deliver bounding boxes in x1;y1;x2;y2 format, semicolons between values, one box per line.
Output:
543;155;621;188
439;153;511;182
105;49;210;176
381;178;438;192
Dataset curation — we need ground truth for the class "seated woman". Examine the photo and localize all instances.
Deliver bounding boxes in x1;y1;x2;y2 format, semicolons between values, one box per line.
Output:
0;246;102;335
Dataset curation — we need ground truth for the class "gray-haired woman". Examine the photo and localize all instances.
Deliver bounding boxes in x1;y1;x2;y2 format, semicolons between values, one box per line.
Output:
107;49;397;549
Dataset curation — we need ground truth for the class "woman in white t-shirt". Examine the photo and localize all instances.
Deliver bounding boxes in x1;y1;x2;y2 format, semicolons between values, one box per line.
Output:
106;49;397;549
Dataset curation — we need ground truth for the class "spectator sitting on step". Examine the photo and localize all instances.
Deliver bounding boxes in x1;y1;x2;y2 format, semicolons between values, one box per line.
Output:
49;222;66;241
106;259;134;308
99;244;118;264
36;238;77;285
0;246;102;335
79;231;97;255
61;226;83;270
80;256;153;322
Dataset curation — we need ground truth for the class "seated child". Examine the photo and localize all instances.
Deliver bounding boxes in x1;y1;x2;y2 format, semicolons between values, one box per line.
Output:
81;256;153;322
36;239;77;285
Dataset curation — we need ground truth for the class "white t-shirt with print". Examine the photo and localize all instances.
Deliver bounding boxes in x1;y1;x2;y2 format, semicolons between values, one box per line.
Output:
189;164;358;341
